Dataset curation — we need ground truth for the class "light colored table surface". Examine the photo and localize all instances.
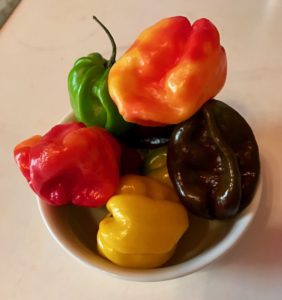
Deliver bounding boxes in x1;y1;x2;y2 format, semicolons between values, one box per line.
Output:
1;0;282;299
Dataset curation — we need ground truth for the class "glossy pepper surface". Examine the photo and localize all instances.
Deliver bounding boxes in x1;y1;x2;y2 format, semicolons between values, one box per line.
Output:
118;124;175;149
68;17;131;135
108;16;227;126
144;147;172;186
168;100;260;219
14;122;121;207
97;175;189;268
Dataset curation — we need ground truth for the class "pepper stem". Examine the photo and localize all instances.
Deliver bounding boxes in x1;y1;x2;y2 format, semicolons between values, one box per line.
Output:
93;16;116;68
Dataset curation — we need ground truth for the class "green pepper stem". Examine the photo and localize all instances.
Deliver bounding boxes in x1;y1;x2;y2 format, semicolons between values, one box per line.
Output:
93;16;116;68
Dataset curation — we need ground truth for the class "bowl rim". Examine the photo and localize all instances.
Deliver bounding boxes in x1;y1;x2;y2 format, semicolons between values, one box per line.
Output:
37;112;263;282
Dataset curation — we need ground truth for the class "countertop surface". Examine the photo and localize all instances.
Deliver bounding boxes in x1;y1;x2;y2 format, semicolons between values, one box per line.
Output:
1;0;281;299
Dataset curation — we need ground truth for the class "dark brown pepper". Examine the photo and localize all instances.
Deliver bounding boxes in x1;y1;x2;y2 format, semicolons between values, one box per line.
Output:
118;125;175;149
167;99;260;219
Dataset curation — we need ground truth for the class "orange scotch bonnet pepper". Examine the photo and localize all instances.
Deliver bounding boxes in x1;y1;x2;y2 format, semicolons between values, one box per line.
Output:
108;16;227;126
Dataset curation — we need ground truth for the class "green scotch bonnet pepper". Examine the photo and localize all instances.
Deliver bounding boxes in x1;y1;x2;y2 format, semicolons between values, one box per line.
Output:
143;146;172;186
68;17;131;135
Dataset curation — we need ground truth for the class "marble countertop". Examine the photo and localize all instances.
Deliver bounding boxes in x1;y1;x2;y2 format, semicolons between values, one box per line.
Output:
1;0;281;299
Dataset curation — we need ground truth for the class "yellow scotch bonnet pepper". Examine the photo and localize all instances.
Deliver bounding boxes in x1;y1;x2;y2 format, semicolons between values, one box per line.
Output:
97;175;189;268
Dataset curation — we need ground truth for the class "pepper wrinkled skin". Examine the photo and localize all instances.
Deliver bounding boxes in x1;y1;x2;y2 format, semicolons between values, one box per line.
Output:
68;17;131;135
108;16;227;126
167;100;260;219
97;175;189;268
14;122;121;207
144;147;172;186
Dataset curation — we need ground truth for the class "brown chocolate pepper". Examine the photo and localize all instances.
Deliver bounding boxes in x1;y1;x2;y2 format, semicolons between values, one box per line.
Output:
167;99;260;219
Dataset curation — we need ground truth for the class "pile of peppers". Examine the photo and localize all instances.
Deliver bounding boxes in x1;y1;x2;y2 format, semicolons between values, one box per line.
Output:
14;16;260;269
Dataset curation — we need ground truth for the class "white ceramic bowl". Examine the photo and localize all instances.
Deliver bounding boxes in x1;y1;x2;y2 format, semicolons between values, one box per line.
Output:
37;113;262;282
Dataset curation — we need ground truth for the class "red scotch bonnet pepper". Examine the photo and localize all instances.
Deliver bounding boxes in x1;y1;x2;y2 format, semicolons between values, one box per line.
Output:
108;16;227;126
14;122;121;207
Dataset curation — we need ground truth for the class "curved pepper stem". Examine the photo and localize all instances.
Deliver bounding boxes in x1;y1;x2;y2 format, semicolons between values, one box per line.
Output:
93;16;116;68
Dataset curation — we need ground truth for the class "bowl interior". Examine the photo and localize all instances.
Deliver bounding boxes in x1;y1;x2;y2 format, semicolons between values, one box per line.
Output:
40;203;235;264
37;113;262;281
